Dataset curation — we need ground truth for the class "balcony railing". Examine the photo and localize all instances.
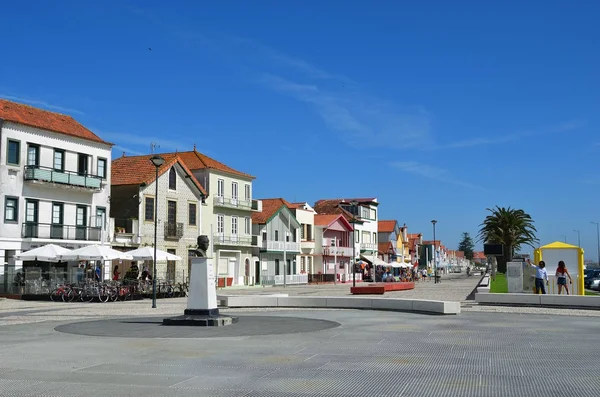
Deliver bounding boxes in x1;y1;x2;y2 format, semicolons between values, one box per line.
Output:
164;222;184;239
24;165;102;190
213;234;252;246
261;240;301;252
213;195;253;210
21;222;102;241
360;242;376;251
112;218;140;245
322;246;354;257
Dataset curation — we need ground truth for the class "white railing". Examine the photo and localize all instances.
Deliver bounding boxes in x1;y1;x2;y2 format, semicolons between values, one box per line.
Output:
360;242;376;251
261;274;309;285
262;240;301;252
322;246;353;257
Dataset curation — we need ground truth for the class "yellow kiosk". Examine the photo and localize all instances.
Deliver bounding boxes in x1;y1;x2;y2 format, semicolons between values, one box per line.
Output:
533;241;585;295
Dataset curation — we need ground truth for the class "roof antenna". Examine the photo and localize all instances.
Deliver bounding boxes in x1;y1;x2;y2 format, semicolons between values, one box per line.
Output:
193;143;196;151
122;151;126;158
150;142;159;153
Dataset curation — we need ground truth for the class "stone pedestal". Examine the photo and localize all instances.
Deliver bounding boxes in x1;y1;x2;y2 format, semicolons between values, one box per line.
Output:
163;257;238;326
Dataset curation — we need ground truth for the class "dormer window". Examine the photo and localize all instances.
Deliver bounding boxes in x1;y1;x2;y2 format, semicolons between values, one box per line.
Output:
169;167;176;190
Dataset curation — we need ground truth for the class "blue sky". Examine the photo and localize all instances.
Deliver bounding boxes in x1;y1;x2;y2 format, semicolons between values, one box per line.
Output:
1;1;599;256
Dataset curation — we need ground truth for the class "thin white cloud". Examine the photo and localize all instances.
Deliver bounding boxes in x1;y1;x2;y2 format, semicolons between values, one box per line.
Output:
390;161;487;191
0;94;85;115
112;145;146;156
430;120;584;150
258;74;431;149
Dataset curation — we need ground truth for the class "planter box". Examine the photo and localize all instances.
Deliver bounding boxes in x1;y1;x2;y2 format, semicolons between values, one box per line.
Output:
217;277;233;287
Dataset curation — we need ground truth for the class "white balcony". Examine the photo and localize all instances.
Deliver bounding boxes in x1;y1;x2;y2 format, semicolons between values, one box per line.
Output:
300;240;315;250
322;246;353;257
261;240;301;252
359;242;376;251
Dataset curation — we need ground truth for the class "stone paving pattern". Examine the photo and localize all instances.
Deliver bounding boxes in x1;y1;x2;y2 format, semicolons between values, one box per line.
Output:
1;308;600;396
1;274;600;396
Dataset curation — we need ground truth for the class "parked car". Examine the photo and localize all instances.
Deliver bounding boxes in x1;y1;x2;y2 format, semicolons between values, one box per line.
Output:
584;269;600;289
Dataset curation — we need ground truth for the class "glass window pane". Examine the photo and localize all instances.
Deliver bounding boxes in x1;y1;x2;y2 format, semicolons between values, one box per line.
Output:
145;198;154;221
54;151;63;170
8;140;20;165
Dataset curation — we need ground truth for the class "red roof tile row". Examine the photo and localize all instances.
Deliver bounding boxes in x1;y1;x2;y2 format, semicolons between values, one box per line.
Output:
0;98;110;145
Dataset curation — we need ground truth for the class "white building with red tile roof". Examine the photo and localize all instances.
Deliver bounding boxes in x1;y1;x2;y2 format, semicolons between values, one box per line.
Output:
0;99;113;290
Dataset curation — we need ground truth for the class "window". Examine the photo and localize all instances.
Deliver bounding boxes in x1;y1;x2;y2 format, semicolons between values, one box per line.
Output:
301;224;305;239
166;249;176;281
217;214;224;234
97;158;107;179
188;203;197;226
231;216;238;235
275;259;280;275
169;167;176;190
373;232;377;244
372;209;377;220
286;231;290;242
244;184;250;200
244;217;251;234
275;230;279;241
144;197;155;222
27;144;39;166
96;207;106;228
53;150;64;171
7;139;20;165
307;225;312;240
51;203;63;225
217;179;224;197
4;197;18;223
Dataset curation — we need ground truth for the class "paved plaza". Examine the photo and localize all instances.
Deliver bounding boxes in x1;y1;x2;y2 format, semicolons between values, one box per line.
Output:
1;275;600;396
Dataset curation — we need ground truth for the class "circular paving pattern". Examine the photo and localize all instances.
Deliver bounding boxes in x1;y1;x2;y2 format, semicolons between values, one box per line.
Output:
54;314;340;338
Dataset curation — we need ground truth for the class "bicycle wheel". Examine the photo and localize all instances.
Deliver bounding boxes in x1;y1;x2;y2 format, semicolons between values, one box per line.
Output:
62;287;75;303
50;288;62;302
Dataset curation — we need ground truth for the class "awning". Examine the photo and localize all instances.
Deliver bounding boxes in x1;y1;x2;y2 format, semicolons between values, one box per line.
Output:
360;255;396;268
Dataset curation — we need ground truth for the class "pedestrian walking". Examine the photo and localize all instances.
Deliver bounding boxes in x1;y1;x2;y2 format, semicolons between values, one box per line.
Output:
555;260;572;295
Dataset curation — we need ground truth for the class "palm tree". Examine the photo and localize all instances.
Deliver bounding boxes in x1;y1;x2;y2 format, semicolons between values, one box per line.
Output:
477;206;539;273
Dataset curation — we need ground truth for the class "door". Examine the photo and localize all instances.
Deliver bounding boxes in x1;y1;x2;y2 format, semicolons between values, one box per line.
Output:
231;182;238;206
91;207;105;241
255;261;260;285
166;249;176;281
51;203;64;239
24;200;38;238
27;145;40;167
167;201;177;236
76;206;87;240
77;153;89;176
231;216;238;242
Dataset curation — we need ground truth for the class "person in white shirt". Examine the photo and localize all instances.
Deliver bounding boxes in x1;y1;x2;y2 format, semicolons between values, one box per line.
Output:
529;260;549;294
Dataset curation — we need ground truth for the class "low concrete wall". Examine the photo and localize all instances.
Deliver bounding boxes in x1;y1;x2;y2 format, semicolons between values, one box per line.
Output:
475;292;600;309
217;295;460;315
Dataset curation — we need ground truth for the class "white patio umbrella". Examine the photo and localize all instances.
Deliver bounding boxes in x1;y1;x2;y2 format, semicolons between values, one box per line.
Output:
15;244;72;262
124;246;182;261
58;245;133;261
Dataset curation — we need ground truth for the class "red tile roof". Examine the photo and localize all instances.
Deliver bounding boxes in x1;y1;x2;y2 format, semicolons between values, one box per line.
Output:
176;149;254;179
422;240;441;246
314;214;353;231
378;241;395;254
252;198;293;224
111;154;207;195
456;251;465;258
378;220;397;233
313;199;355;222
0;98;110;145
473;251;486;259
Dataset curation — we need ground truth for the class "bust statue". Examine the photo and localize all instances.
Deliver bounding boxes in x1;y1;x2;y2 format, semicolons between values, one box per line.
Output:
193;235;210;257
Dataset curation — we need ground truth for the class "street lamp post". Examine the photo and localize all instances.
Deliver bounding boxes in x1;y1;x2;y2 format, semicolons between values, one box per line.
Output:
573;229;581;247
431;220;438;284
592;222;600;265
149;155;165;309
351;201;358;287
